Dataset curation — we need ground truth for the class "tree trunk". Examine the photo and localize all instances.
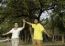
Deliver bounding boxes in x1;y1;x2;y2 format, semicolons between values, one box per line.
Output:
62;34;64;43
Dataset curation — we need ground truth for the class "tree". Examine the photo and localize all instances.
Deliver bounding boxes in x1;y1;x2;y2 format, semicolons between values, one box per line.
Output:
0;0;65;43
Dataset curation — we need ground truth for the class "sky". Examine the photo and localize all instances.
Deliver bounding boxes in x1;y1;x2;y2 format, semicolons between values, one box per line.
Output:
40;9;53;21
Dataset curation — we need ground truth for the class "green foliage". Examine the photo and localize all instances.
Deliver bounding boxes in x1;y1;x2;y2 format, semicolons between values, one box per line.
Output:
0;0;65;34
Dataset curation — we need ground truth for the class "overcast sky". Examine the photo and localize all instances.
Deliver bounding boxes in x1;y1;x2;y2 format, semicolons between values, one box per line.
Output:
40;9;53;21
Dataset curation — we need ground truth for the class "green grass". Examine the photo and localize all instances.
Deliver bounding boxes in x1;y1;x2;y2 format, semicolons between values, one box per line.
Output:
0;41;65;46
0;42;10;46
0;43;5;46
